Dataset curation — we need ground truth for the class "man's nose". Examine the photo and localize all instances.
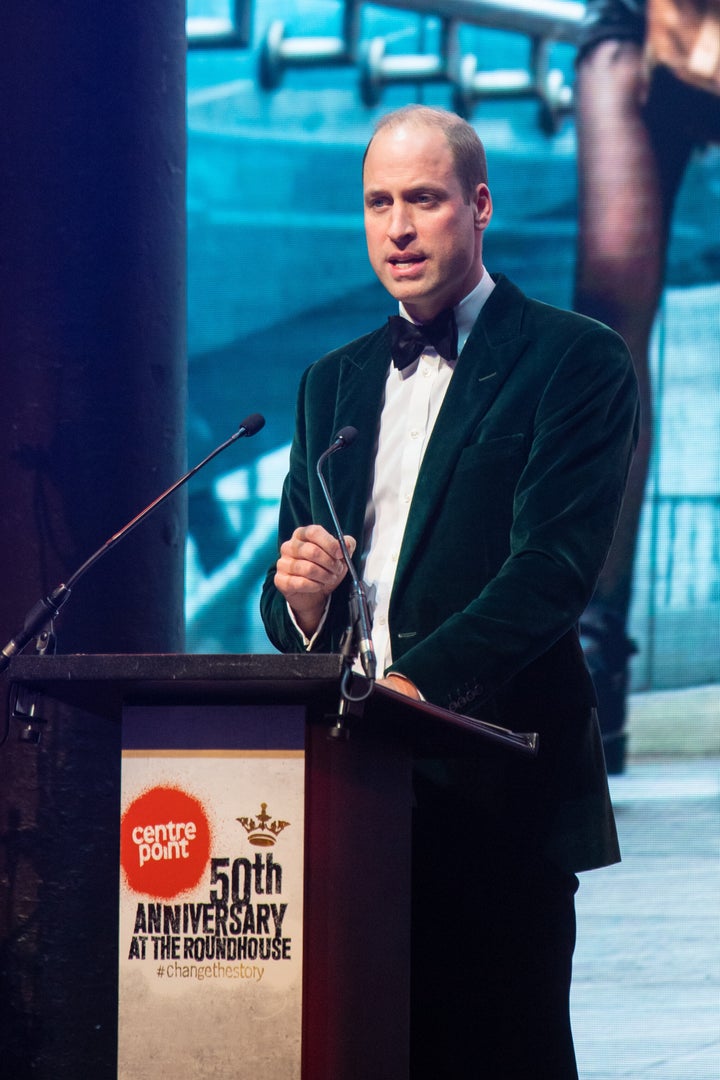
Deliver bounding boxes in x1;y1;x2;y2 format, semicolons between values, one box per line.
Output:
387;204;415;242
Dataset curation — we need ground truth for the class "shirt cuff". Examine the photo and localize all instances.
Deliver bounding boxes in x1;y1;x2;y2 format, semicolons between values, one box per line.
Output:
286;599;330;650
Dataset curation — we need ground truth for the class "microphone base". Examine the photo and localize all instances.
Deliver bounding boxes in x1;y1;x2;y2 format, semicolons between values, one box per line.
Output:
326;688;352;740
327;717;351;741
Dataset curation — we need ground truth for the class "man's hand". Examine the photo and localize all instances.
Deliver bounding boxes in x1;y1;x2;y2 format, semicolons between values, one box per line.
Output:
274;524;356;638
378;674;422;700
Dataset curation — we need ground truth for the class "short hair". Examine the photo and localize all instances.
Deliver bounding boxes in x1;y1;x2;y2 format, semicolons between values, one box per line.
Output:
363;105;488;202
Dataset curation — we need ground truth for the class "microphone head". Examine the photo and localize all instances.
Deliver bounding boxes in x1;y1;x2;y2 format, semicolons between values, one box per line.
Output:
239;413;266;437
335;426;358;447
317;425;359;475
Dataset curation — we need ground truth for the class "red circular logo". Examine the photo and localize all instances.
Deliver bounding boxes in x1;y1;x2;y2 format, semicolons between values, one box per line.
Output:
120;785;211;899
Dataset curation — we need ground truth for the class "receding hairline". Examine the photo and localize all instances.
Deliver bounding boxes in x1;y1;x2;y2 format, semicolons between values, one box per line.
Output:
362;105;489;199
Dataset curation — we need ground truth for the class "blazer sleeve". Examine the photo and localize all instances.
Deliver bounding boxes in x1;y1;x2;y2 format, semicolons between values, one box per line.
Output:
259;365;351;655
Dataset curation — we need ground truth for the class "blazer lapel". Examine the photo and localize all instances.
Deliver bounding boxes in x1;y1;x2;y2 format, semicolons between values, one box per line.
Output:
326;327;390;544
394;276;530;588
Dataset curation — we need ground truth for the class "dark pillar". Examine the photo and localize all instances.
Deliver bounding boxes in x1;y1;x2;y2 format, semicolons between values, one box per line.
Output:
0;2;187;652
0;3;187;1075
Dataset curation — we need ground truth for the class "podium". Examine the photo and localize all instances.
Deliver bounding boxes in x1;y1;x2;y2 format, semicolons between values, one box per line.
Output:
0;653;535;1080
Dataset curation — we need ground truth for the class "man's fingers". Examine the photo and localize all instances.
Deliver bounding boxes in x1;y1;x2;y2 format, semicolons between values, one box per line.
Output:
281;527;357;572
279;539;343;580
274;525;358;606
272;524;359;637
278;553;342;588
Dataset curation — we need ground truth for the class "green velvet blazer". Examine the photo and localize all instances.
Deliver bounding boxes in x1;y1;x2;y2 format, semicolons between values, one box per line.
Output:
261;275;639;873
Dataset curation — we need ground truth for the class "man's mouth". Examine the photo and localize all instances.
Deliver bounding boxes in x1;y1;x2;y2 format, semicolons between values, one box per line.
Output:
389;254;426;270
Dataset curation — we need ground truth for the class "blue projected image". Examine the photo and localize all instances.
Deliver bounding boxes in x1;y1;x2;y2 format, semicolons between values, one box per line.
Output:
186;0;720;693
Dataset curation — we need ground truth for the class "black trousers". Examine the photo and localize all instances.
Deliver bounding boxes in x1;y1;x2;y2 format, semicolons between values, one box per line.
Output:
410;790;580;1080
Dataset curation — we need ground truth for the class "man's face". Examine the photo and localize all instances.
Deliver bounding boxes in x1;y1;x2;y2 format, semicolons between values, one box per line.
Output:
363;122;491;322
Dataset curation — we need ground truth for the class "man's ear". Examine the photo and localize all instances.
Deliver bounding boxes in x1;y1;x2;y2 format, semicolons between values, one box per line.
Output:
473;184;492;230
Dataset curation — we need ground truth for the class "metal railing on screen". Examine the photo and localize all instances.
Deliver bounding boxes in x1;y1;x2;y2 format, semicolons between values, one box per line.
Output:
187;0;585;130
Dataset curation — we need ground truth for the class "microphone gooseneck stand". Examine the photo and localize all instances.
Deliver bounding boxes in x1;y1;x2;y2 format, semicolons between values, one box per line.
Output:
315;426;376;737
0;413;266;676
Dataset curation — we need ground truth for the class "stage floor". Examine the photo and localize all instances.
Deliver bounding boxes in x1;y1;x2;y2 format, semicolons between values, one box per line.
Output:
572;702;719;1080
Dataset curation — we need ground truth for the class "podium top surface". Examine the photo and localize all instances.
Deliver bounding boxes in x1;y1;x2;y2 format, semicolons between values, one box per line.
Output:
6;652;537;753
5;652;346;715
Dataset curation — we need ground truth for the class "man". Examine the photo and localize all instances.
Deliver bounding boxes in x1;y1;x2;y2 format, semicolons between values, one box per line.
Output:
261;106;639;1078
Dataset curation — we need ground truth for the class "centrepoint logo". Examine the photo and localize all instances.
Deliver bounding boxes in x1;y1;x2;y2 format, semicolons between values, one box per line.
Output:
121;785;211;899
133;819;197;867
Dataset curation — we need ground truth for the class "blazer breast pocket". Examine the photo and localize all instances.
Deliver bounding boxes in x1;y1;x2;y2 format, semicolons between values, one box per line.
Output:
456;432;526;474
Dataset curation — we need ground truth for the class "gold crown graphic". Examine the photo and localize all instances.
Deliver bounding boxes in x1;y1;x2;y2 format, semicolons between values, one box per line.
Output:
237;803;290;847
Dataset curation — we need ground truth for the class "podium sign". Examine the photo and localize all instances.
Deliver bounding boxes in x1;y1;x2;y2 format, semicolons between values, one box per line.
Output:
118;704;307;1080
3;653;531;1079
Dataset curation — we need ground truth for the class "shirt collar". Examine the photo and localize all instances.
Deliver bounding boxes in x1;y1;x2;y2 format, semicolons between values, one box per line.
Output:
455;268;495;353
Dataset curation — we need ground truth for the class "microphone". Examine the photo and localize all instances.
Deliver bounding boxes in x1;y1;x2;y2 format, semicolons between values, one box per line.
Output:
0;413;266;672
316;427;377;681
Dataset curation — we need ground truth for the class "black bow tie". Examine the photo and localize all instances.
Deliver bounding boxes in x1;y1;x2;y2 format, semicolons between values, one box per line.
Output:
388;308;459;371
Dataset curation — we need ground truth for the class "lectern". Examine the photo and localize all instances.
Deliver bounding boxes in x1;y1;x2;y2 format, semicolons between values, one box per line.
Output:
0;653;534;1080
